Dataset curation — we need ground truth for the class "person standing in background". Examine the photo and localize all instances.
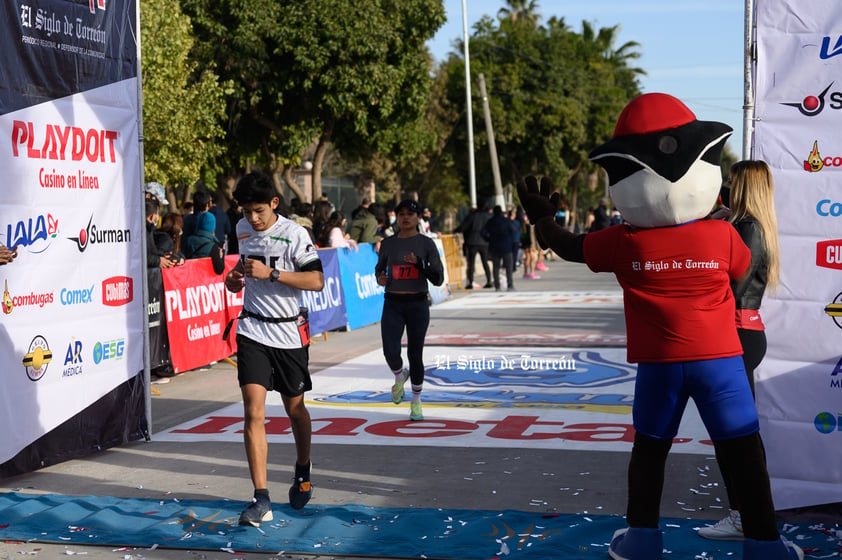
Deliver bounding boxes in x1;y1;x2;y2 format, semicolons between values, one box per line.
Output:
481;205;516;292
698;160;781;542
182;190;212;254
454;202;492;289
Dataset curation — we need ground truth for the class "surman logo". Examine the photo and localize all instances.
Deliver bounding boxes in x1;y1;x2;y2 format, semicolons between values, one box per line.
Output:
782;83;834;116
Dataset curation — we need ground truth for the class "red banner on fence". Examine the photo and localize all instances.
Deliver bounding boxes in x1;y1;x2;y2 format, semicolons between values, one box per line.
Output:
162;256;243;373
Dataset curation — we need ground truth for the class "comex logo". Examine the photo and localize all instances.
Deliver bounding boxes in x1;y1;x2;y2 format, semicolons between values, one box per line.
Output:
782;83;837;116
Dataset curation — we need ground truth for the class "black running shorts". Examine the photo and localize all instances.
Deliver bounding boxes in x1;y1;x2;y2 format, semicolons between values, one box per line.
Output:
235;334;312;397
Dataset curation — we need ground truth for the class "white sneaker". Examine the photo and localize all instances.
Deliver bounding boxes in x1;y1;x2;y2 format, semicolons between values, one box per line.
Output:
697;510;744;541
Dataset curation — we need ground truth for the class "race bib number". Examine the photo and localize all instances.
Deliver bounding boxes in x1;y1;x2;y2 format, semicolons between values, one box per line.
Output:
391;264;419;280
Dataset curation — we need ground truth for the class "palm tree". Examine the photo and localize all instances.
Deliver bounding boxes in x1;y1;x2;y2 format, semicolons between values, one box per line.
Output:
497;0;541;27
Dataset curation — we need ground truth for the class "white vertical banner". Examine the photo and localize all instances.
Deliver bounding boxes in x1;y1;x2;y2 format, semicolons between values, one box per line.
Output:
0;0;145;470
753;0;842;509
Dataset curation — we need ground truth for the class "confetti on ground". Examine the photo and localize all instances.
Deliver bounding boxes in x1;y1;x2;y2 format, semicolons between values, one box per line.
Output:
0;492;837;559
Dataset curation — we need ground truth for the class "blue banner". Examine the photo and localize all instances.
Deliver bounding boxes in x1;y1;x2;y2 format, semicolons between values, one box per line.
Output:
300;248;347;335
336;244;384;330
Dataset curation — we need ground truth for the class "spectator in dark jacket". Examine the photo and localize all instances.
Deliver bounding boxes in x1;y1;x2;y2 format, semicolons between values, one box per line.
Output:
481;205;515;292
349;198;381;244
146;198;176;269
589;197;611;232
186;212;219;259
454;202;493;289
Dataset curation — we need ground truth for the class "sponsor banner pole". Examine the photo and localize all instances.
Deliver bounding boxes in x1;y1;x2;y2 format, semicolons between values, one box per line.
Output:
743;0;755;159
753;0;842;509
135;0;152;438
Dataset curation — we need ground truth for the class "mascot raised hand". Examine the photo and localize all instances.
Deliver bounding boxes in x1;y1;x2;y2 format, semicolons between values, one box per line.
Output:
517;93;801;560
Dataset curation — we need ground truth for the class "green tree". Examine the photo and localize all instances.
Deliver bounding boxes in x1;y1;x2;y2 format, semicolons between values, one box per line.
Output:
426;6;645;227
497;0;541;27
140;0;228;199
182;0;445;201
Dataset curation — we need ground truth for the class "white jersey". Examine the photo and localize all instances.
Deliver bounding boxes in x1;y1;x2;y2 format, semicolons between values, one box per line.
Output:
236;214;321;348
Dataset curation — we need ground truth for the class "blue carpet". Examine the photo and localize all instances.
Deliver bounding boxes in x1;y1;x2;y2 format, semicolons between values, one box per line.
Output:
0;492;838;558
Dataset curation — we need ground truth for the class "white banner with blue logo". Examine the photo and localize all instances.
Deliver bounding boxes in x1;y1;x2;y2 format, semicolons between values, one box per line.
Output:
0;0;145;472
753;0;842;509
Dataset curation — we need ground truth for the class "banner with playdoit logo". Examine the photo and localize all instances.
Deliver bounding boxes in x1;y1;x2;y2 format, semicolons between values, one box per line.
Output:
0;0;145;476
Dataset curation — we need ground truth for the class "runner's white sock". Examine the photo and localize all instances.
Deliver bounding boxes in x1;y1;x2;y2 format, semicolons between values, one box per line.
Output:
393;368;405;383
411;384;422;403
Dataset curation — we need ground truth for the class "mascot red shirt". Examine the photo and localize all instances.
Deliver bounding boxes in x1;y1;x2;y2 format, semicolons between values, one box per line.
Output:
584;220;749;362
517;93;803;560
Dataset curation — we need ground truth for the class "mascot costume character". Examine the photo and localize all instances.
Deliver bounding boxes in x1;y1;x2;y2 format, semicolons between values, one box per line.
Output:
517;93;801;560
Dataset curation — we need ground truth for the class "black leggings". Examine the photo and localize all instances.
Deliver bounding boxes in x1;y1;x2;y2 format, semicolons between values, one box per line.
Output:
738;328;767;397
380;294;430;386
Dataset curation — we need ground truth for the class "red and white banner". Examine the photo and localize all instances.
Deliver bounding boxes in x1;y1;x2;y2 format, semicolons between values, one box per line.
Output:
753;0;842;509
162;256;242;374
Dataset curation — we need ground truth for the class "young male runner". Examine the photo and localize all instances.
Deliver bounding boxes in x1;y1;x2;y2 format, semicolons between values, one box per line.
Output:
224;172;324;527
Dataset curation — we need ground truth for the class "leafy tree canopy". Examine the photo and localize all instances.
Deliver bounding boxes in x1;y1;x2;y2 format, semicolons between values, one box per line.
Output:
140;0;228;193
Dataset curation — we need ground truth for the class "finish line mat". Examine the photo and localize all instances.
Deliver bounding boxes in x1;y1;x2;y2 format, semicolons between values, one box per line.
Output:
0;493;838;559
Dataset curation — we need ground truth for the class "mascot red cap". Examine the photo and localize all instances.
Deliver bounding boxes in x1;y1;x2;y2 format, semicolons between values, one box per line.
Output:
589;93;732;229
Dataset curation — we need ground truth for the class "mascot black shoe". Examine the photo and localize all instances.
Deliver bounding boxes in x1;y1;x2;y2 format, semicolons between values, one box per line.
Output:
517;92;802;560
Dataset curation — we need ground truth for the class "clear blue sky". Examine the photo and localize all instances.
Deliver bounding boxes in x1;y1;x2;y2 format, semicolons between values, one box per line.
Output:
427;0;746;154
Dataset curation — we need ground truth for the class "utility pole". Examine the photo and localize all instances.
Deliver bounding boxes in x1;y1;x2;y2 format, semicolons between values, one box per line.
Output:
478;73;505;209
462;0;477;208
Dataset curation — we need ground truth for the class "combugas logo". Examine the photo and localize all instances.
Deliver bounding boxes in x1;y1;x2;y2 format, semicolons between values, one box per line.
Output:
782;83;840;117
803;140;842;172
1;280;54;315
23;335;52;381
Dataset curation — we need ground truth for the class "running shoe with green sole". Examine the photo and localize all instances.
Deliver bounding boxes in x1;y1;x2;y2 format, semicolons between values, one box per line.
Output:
391;368;409;404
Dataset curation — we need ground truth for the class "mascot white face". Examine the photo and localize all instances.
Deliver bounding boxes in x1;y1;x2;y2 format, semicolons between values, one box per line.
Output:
589;93;732;229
